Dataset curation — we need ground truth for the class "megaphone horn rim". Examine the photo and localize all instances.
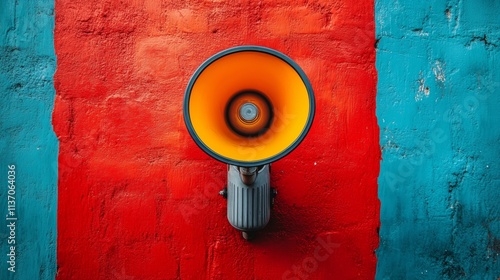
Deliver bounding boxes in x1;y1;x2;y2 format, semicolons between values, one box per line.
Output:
183;45;316;167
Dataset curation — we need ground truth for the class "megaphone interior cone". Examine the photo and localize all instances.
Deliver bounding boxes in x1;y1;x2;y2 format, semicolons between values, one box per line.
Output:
226;90;273;137
184;46;315;167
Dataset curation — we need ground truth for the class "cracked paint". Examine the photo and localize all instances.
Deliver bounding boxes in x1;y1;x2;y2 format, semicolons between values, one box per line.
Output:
377;0;500;279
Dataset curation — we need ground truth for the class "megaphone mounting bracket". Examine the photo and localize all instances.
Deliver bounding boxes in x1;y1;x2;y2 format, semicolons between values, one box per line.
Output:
218;164;277;240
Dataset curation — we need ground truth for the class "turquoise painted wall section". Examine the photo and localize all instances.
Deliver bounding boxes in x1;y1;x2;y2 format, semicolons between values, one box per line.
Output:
376;0;500;279
0;0;57;279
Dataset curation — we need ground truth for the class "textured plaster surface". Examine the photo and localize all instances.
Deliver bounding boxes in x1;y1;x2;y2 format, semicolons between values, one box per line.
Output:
53;0;379;279
376;0;500;279
0;0;58;279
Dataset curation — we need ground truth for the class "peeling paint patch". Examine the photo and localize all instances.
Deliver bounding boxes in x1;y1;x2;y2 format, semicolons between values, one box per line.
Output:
433;61;446;84
416;72;430;101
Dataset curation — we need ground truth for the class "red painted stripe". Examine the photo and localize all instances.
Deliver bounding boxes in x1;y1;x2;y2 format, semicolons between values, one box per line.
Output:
54;1;379;279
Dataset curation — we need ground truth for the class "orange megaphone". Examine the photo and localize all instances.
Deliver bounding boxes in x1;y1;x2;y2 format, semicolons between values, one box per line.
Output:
184;46;315;167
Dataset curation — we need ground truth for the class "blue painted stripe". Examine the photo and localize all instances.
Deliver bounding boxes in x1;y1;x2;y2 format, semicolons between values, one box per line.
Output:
0;0;57;279
376;0;500;279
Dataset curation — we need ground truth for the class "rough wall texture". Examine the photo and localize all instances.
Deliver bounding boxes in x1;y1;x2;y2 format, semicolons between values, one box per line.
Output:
0;0;58;279
53;0;379;279
376;0;500;279
3;0;499;279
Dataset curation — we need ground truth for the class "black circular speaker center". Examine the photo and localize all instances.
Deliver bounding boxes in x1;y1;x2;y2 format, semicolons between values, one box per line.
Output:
225;90;273;137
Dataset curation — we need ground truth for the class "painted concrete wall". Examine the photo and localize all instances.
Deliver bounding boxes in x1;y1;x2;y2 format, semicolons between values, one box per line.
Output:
0;0;58;279
53;0;379;279
376;0;500;279
2;0;499;279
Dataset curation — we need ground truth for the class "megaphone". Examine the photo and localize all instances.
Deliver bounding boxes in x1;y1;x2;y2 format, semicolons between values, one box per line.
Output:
183;46;315;239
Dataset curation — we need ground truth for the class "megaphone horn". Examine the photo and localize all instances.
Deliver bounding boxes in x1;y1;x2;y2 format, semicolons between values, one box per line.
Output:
184;45;315;167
